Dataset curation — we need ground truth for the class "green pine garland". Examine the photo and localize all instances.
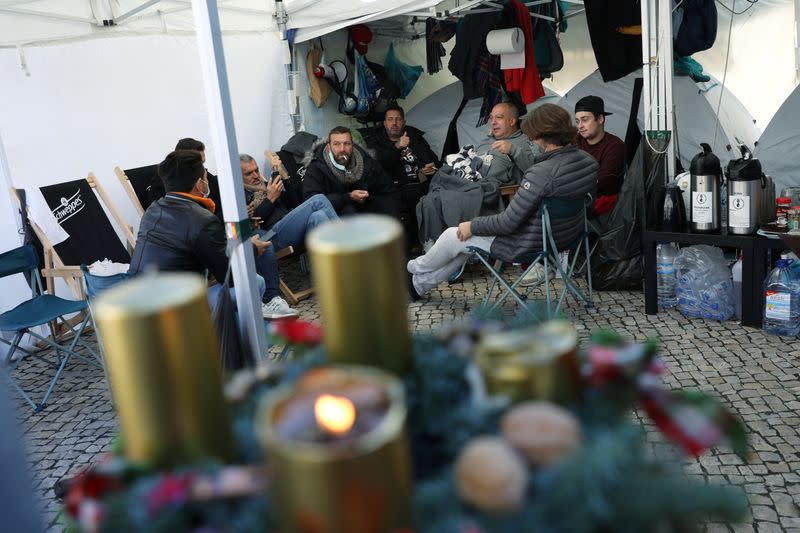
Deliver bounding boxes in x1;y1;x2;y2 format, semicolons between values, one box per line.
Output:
63;319;749;532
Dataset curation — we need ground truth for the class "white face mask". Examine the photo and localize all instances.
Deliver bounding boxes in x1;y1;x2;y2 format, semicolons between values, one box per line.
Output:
201;177;211;198
328;149;347;171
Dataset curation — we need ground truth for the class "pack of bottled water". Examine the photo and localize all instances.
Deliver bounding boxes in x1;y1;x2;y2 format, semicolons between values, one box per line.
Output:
673;245;735;321
763;258;800;336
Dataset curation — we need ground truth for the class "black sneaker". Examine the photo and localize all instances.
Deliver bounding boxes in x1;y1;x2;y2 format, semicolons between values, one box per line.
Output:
407;271;421;301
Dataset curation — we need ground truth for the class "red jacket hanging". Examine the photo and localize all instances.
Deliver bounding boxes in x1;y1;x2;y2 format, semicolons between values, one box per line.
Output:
504;0;545;104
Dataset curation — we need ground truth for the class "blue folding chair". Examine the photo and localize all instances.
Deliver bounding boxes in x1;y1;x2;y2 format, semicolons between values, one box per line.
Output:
468;194;594;319
80;265;131;399
80;265;130;303
0;245;100;412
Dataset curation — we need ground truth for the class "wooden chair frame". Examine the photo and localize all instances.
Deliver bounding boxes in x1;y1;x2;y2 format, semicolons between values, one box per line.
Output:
12;173;136;298
114;166;146;217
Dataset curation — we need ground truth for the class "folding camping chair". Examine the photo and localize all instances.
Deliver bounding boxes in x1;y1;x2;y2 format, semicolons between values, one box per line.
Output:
80;265;130;334
468;194;594;319
12;173;136;298
0;245;101;412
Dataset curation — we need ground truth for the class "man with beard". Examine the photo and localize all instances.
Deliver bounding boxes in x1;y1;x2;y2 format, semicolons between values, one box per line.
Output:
302;126;401;218
361;104;439;246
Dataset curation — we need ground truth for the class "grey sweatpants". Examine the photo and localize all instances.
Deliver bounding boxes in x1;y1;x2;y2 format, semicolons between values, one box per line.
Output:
407;227;494;295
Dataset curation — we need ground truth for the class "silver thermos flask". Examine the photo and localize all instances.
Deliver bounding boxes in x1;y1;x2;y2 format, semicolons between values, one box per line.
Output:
726;155;765;235
689;143;722;233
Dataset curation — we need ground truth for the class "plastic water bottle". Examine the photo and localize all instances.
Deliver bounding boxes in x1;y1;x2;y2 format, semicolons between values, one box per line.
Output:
763;259;800;336
731;255;743;321
656;242;678;308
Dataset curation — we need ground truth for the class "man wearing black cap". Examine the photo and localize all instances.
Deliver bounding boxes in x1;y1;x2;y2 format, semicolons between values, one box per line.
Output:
574;95;626;215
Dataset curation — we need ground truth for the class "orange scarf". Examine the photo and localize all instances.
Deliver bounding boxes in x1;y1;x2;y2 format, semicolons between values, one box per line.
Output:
174;192;216;213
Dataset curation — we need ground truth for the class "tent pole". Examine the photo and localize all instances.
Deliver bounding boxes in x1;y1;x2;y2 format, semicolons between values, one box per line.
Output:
796;0;800;85
0;130;24;244
191;0;268;360
641;0;674;182
115;0;162;24
275;0;300;133
659;0;675;179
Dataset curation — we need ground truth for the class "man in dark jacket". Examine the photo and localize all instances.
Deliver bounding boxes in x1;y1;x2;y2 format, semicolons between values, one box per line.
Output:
361;104;439;245
130;150;298;319
302;126;401;218
147;138;225;221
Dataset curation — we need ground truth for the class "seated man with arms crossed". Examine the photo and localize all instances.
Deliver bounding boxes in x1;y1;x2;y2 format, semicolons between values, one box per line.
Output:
407;104;598;300
129;149;297;319
415;102;540;248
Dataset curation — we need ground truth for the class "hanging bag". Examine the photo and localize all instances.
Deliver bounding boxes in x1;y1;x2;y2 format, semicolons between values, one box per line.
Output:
384;43;423;99
354;52;382;116
211;259;255;371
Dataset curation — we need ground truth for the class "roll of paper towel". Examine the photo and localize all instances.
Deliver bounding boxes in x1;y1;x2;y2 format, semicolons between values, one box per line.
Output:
486;28;524;54
485;28;525;69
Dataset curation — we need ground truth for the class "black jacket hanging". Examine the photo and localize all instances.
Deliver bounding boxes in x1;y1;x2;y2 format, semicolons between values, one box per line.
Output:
440;97;469;163
583;0;642;82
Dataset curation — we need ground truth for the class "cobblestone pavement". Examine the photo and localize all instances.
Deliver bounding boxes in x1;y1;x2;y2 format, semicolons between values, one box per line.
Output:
9;263;800;532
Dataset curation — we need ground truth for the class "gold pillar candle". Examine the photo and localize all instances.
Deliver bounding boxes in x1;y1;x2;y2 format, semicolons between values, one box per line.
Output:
476;320;580;405
93;273;233;466
258;365;412;533
306;215;411;376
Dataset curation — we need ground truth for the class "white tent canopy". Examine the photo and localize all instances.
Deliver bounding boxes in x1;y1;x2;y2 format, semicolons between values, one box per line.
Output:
0;0;798;315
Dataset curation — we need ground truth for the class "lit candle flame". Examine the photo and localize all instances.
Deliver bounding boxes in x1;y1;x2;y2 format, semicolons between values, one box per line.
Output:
314;394;356;435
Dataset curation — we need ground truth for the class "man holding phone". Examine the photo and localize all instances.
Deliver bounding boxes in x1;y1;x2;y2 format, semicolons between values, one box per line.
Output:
240;153;338;318
240;153;338;251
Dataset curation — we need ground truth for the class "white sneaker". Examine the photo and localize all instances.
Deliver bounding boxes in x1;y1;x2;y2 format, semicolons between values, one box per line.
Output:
519;263;553;287
262;297;300;319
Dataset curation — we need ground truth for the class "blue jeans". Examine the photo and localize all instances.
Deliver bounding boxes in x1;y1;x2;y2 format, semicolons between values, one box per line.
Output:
207;274;266;310
251;237;280;303
271;194;338;250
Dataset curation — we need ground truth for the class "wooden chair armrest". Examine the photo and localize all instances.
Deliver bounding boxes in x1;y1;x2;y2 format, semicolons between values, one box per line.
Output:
276;246;295;260
41;266;84;279
500;184;520;199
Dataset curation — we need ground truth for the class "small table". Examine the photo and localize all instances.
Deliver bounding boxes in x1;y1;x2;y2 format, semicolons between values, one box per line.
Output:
642;229;788;328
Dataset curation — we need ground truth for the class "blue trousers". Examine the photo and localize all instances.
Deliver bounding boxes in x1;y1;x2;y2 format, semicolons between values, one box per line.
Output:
252;242;280;303
255;194;338;303
207;274;266;309
271;194;338;250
